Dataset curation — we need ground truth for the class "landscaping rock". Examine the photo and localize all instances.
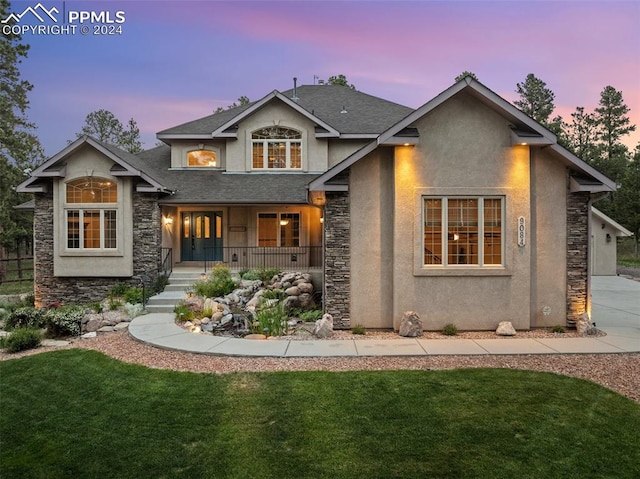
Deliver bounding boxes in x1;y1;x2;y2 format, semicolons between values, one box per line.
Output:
114;322;129;331
399;311;423;337
285;286;301;296
84;319;101;332
245;334;267;340
576;313;597;336
496;321;516;336
313;313;333;338
98;326;115;333
81;332;97;339
42;339;71;347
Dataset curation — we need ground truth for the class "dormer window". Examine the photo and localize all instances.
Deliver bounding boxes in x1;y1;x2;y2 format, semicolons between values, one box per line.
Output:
252;126;301;170
187;150;217;167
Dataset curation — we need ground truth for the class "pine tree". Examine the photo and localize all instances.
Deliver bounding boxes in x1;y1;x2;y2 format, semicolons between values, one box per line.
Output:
76;109;143;153
593;86;636;182
0;0;44;274
514;73;556;126
565;106;599;163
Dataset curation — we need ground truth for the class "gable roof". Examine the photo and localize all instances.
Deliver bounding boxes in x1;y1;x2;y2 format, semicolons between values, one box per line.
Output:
591;207;633;236
156;85;413;141
309;77;616;193
16;136;172;194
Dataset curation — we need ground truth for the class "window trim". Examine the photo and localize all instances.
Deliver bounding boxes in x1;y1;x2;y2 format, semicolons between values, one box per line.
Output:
257;211;301;247
251;126;303;171
186;148;219;168
63;176;120;253
415;190;511;277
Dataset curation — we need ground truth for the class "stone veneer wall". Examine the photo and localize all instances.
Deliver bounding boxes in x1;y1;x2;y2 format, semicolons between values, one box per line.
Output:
32;190;162;307
131;192;162;279
566;191;590;326
323;190;351;329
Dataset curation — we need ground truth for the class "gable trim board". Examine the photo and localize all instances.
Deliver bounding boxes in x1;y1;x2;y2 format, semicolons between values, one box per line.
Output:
18;78;615;330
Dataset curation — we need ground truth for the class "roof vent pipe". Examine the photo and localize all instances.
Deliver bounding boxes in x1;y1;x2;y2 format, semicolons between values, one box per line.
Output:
292;77;299;101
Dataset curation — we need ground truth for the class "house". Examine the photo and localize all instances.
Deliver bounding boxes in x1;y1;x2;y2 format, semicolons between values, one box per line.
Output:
18;77;615;330
591;207;632;276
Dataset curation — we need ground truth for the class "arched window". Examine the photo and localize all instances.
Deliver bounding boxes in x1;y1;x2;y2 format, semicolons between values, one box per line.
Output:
187;150;217;167
252;126;301;170
65;177;118;250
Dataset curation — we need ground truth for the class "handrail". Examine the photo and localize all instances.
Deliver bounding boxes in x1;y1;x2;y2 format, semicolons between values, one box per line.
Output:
160;248;173;276
203;246;322;272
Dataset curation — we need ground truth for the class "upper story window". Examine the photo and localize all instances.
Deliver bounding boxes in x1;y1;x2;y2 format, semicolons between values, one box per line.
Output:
65;177;118;250
423;196;503;267
252;126;301;170
187;150;217;167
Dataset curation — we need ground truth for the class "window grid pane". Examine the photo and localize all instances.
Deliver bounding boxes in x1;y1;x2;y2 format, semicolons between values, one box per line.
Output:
104;210;117;248
66;178;117;203
252;143;264;169
258;213;278;246
67;210;80;248
83;210;101;249
447;199;478;265
483;198;502;264
290;142;301;169
424;199;442;265
280;213;300;247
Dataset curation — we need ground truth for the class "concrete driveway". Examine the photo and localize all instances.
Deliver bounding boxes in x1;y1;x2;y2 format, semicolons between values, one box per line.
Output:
591;275;640;351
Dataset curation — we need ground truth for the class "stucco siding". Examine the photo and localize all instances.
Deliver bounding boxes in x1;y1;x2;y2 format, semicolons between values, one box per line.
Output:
391;92;532;331
350;149;395;328
530;149;567;327
220;101;329;173
591;220;620;275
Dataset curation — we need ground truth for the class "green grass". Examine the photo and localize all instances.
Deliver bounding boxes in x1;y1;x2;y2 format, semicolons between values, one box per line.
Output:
1;350;639;479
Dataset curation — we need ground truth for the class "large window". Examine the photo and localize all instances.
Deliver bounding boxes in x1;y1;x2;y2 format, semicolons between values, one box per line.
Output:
252;126;301;170
423;197;503;267
187;150;217;167
258;212;300;246
65;178;118;250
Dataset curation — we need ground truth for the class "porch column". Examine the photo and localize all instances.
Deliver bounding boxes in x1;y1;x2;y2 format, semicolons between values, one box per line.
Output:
323;190;351;329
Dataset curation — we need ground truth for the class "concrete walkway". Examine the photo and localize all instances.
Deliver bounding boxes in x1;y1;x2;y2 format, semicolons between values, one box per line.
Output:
129;276;640;357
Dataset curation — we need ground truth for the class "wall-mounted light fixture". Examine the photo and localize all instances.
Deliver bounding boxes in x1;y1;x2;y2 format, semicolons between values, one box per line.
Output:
280;219;289;226
602;223;606;229
163;216;174;226
606;233;612;243
320;216;324;223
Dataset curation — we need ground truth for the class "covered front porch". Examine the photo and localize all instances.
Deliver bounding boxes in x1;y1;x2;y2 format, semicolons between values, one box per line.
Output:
160;203;324;272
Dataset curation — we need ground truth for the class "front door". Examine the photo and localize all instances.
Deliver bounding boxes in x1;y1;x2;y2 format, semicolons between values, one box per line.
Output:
180;211;223;262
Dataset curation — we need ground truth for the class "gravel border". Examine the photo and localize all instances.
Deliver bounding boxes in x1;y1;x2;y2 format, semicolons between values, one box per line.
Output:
2;330;638;403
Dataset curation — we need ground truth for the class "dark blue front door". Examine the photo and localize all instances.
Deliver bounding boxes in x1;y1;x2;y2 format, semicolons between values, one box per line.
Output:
180;211;223;261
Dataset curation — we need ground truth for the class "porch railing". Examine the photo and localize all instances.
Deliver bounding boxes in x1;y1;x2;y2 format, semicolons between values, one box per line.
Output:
160;248;173;276
204;246;322;273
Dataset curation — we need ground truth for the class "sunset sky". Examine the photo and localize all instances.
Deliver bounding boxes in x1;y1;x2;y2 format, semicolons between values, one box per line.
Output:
8;0;640;156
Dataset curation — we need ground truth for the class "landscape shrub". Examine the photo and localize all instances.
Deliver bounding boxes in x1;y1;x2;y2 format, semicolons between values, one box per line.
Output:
152;275;170;294
299;309;323;322
5;307;46;330
194;265;236;298
124;303;144;319
108;282;129;297
240;269;262;281
0;328;43;353
552;325;566;333
44;305;85;337
174;302;194;322
262;289;285;301
442;323;458;336
351;324;366;335
256;267;279;284
124;287;145;305
255;300;287;336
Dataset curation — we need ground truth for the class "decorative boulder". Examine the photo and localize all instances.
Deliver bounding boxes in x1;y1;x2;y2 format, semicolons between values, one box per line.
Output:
313;313;334;338
496;321;516;336
576;313;597;336
84;319;101;333
398;311;423;337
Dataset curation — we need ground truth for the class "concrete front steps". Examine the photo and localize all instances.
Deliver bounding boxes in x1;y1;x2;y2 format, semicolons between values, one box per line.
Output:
146;268;204;314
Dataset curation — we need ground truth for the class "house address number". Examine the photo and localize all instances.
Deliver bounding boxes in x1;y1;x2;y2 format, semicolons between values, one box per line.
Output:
517;216;526;247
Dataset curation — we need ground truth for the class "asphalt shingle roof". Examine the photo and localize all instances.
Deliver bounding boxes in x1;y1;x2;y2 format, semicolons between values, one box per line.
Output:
158;85;414;137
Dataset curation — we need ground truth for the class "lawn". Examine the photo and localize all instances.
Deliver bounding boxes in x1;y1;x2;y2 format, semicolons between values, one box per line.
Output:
1;350;639;479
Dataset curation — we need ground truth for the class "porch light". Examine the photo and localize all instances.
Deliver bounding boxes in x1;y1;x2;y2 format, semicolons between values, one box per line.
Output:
280;219;289;226
320;216;324;223
163;216;173;226
232;253;238;262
